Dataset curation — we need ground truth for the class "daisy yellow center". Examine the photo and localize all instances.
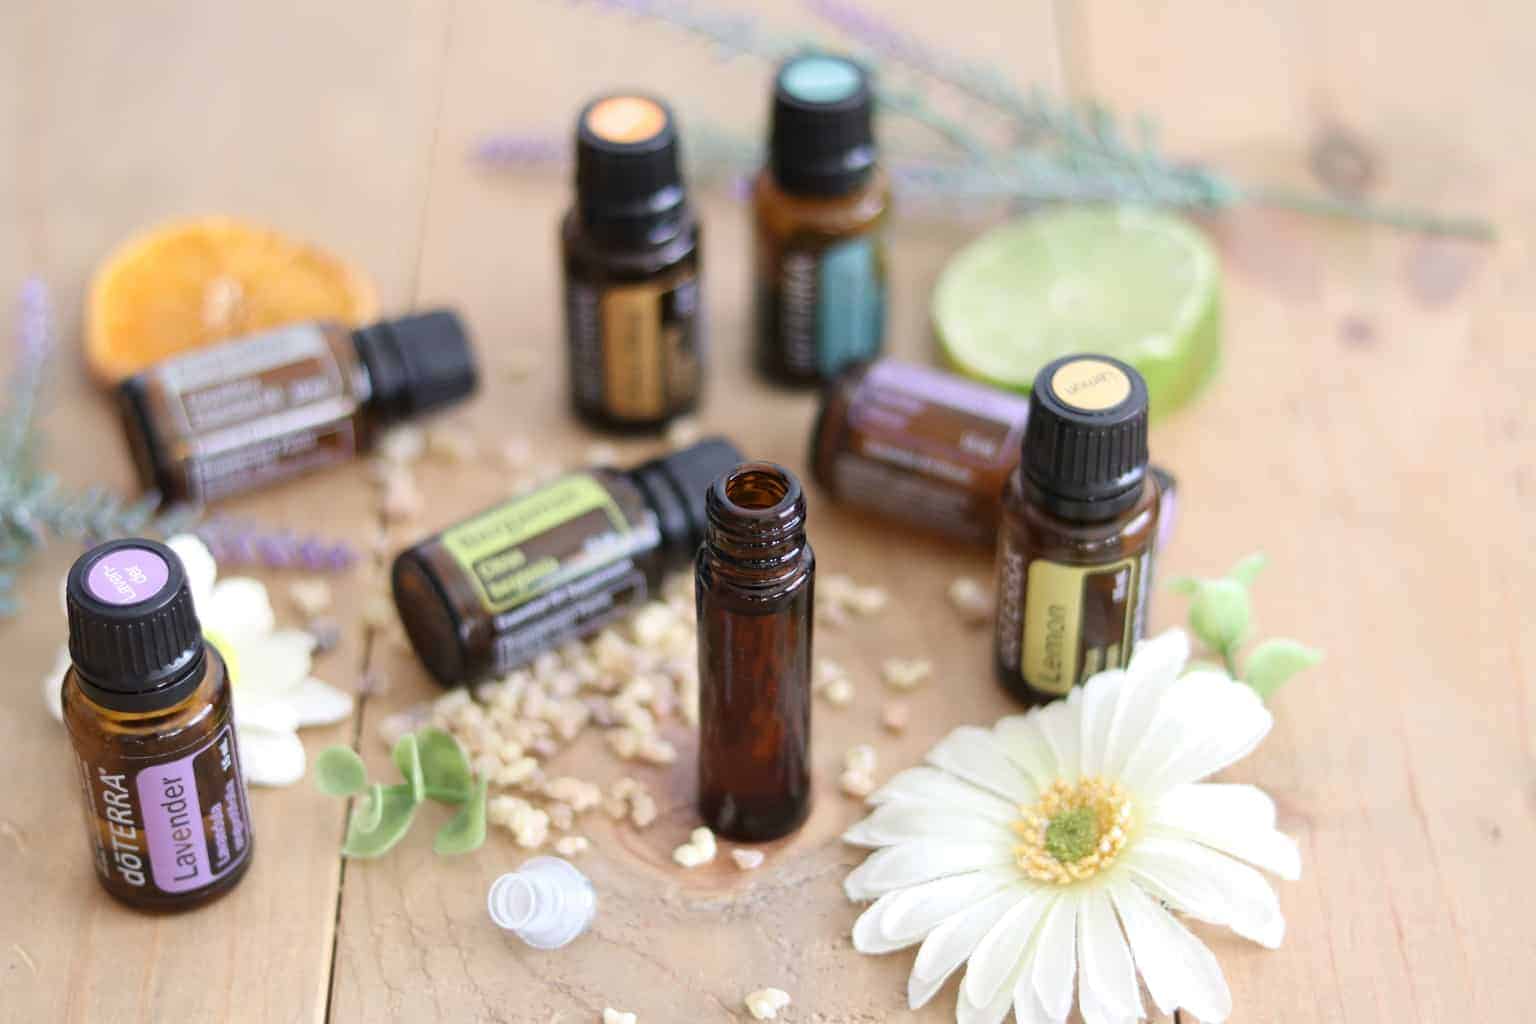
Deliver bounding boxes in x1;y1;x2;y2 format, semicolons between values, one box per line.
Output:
204;629;240;685
1013;777;1133;885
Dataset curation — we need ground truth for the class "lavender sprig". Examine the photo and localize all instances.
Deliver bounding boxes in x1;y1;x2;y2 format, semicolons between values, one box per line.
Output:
194;518;359;572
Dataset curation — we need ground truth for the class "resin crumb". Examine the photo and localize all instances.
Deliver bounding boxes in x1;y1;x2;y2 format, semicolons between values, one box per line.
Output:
731;848;766;871
839;745;878;798
288;578;333;616
881;701;909;733
602;1009;637;1024
744;987;792;1020
555;835;591;857
947;576;993;626
672;826;718;868
881;658;932;691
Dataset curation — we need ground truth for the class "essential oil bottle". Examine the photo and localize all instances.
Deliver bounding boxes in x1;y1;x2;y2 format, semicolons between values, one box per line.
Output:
119;310;477;504
994;355;1161;704
563;94;703;430
61;538;254;910
696;462;814;841
393;438;742;686
753;55;889;385
810;360;1032;544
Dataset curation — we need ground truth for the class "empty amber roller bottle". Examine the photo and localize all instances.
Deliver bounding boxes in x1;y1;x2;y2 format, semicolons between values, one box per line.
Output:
61;538;254;910
696;462;815;841
118;310;477;504
563;94;704;429
753;55;890;385
994;355;1160;705
393;438;742;686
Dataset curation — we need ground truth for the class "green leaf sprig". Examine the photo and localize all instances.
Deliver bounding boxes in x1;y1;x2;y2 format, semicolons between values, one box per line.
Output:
314;728;487;858
1168;552;1323;701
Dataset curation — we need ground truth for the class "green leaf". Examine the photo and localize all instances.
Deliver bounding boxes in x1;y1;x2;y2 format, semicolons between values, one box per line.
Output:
1188;578;1251;654
1243;638;1323;701
1227;552;1268;587
352;783;385;833
392;734;425;803
1165;576;1201;596
434;777;489;856
313;747;368;797
417;727;475;804
342;783;417;858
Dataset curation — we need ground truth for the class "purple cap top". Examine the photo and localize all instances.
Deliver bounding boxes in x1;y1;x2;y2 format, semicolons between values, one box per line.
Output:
85;546;172;606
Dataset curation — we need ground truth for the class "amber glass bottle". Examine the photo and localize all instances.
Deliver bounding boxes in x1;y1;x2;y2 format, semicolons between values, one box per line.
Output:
393;438;741;686
696;462;814;841
562;94;703;430
118;310;476;504
810;360;1032;544
994;355;1160;705
62;538;254;910
753;55;889;385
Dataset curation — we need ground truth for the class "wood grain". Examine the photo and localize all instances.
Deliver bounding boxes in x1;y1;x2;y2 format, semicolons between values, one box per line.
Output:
1;0;1531;1021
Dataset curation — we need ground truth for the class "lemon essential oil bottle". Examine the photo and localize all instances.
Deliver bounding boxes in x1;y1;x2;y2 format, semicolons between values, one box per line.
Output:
393;438;742;686
62;538;254;910
696;462;815;841
563;94;704;429
753;55;889;385
118;310;477;504
994;355;1161;704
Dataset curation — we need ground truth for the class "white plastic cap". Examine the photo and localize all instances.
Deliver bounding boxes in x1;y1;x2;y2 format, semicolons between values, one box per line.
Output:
487;856;596;950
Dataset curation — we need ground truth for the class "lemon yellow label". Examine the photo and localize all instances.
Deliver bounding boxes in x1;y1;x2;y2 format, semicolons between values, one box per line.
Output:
601;285;666;419
1022;555;1140;694
441;474;630;613
1050;358;1131;412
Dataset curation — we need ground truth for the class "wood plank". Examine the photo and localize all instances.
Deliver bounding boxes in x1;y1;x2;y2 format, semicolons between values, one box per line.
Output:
0;2;449;1021
1063;2;1536;1021
326;2;1104;1021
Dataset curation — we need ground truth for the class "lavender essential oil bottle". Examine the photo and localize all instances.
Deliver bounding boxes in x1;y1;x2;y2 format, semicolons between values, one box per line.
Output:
62;538;254;910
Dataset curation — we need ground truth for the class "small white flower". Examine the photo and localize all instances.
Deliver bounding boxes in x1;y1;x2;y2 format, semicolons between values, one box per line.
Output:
843;629;1300;1024
43;534;353;787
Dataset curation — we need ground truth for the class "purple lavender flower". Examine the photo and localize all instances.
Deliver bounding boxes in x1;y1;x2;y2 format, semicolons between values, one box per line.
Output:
16;278;51;367
194;518;359;572
804;0;927;69
471;133;567;168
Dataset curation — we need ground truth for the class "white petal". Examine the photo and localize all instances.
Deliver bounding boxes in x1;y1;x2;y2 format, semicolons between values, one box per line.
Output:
1076;889;1142;1020
869;767;1021;826
231;629;315;700
1110;877;1232;1022
963;887;1056;1007
1124;671;1272;796
1127;628;1190;689
1076;668;1128;777
851;869;1014;954
926;726;1038;804
908;886;1027;1010
205;576;276;640
1100;631;1191;778
1125;835;1285;948
991;714;1061;788
844;839;1017;901
1029;887;1081;1020
1011;967;1057;1024
957;960;1019;1024
166;533;217;611
236;723;306;786
236;699;299;735
288;677;354;728
1032;702;1080;782
1149;784;1301;880
844;801;1015;849
42;645;70;722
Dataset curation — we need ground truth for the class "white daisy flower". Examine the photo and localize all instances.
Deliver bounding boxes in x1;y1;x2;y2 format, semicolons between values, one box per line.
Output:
43;534;353;787
843;629;1299;1024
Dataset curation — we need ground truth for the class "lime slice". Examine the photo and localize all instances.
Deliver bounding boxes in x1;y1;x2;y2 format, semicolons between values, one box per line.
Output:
933;205;1221;418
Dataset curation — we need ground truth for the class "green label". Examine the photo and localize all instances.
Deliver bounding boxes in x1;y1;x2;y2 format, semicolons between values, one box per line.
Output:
441;474;631;614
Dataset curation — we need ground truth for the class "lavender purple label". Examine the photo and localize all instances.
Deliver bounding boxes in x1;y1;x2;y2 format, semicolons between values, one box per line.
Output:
133;725;250;893
86;547;171;605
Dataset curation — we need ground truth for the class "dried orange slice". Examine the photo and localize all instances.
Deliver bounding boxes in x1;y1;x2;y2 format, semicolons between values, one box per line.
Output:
86;216;378;385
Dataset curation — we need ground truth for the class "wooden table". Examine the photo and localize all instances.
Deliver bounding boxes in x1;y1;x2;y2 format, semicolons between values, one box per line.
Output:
2;2;1531;1021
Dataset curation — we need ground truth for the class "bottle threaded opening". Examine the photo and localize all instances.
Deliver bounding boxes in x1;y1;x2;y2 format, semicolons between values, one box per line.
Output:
705;462;808;570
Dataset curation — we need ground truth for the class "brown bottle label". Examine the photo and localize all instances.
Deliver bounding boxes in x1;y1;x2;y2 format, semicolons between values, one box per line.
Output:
439;474;661;671
834;362;1028;541
1020;554;1149;694
74;723;252;898
148;324;359;501
567;272;701;421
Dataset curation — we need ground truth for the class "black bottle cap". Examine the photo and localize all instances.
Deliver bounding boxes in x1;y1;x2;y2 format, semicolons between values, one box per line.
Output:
66;538;206;713
628;437;746;566
770;54;876;196
1022;354;1150;520
574;94;687;235
352;309;478;425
